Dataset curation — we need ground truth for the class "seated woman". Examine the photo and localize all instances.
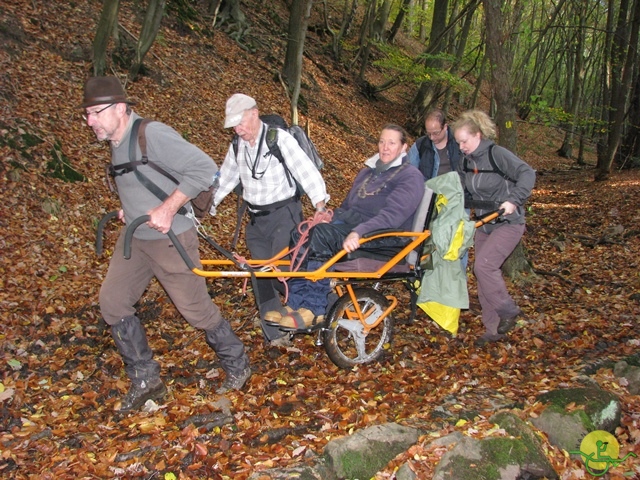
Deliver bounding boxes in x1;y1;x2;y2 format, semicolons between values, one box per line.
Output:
266;124;425;329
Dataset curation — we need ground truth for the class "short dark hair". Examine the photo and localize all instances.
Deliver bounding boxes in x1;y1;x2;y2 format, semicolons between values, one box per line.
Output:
382;123;408;144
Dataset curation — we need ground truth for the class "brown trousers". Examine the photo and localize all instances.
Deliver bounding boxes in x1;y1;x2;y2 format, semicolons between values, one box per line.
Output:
100;227;223;330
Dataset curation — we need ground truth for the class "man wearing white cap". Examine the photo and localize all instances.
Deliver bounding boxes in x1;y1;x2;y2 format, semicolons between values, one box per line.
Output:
213;94;329;347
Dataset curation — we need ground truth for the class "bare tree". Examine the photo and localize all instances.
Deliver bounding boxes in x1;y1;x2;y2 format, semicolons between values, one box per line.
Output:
325;0;358;61
92;0;120;77
282;0;314;125
129;0;166;80
410;0;451;128
482;0;521;152
596;0;640;179
557;0;587;160
387;0;413;44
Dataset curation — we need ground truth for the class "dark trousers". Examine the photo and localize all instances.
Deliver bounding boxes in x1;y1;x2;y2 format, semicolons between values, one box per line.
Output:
287;222;408;316
473;224;525;336
245;201;303;341
101;227;249;380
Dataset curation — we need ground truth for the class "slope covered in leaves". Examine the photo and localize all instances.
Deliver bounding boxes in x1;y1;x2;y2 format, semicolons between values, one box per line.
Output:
1;0;639;478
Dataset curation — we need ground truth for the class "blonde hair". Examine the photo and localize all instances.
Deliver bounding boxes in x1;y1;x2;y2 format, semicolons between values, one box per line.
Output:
452;110;497;140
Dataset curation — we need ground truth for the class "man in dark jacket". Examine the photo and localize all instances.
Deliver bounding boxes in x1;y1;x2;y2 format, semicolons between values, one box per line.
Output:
408;109;463;181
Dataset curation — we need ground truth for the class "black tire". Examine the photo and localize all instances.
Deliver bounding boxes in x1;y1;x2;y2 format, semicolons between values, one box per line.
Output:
323;288;394;369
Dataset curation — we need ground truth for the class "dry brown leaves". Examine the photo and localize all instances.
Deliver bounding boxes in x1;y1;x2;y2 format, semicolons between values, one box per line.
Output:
1;0;639;478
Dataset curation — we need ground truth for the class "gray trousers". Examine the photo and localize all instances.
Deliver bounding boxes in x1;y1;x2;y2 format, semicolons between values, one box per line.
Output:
245;201;303;341
473;224;526;336
100;227;223;330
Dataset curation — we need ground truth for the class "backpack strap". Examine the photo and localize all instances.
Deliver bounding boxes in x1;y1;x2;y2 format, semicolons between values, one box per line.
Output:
463;145;516;183
119;118;189;216
264;127;295;189
488;145;516;182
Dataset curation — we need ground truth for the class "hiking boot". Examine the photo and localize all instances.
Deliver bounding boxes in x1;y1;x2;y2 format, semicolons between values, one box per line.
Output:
474;333;505;347
216;367;252;394
115;377;167;412
497;312;524;334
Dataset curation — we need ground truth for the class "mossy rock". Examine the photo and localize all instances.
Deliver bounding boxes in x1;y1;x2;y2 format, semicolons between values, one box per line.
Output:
536;387;621;432
531;387;621;453
433;420;558;480
323;423;418;480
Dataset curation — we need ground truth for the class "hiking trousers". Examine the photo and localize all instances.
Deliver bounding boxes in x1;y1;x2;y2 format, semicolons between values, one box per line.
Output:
101;227;249;380
287;222;409;316
100;227;223;330
473;223;525;336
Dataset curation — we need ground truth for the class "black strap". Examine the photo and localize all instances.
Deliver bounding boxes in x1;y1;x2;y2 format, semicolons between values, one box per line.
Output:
265;128;295;189
229;125;297;249
230;198;247;250
463;145;516;183
233;127;296;190
123;118;188;216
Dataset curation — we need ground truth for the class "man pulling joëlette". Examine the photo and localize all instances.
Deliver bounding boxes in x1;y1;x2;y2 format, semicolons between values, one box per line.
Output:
81;76;251;412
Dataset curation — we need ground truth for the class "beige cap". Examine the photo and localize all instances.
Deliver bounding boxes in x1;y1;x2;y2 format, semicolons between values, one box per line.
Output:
224;93;257;128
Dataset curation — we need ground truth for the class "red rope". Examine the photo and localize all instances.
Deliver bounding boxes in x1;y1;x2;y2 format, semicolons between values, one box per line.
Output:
289;209;333;272
233;209;333;302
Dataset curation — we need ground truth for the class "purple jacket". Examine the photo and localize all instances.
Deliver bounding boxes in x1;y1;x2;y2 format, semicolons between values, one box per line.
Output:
337;154;425;237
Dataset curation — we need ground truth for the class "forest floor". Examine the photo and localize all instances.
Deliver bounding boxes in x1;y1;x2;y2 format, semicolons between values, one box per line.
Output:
1;0;639;478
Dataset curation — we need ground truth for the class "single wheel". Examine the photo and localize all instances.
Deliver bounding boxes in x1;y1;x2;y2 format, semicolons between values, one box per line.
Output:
323;288;394;369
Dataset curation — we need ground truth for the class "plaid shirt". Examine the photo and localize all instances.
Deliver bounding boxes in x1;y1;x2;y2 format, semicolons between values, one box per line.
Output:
214;122;329;209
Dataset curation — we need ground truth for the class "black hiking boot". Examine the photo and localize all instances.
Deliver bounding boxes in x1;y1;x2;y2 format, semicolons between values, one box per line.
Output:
216;367;252;394
115;378;167;412
497;312;524;335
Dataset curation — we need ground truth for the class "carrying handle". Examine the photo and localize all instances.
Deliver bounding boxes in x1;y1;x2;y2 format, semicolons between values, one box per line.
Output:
122;215;197;270
95;211;120;256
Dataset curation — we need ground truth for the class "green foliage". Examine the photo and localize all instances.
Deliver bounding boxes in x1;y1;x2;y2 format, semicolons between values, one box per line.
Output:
525;95;607;133
403;0;432;37
373;43;471;94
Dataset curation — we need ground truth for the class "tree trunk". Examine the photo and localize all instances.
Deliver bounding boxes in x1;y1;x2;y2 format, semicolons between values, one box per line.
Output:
410;0;450;128
443;0;479;110
92;0;120;77
328;0;358;61
558;0;586;161
217;0;249;42
372;0;394;42
282;0;314;125
470;52;487;109
577;130;586;165
482;0;519;152
418;0;427;42
129;0;166;80
621;66;640;161
595;0;616;173
387;0;412;44
502;242;534;280
355;0;378;81
596;0;640;180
